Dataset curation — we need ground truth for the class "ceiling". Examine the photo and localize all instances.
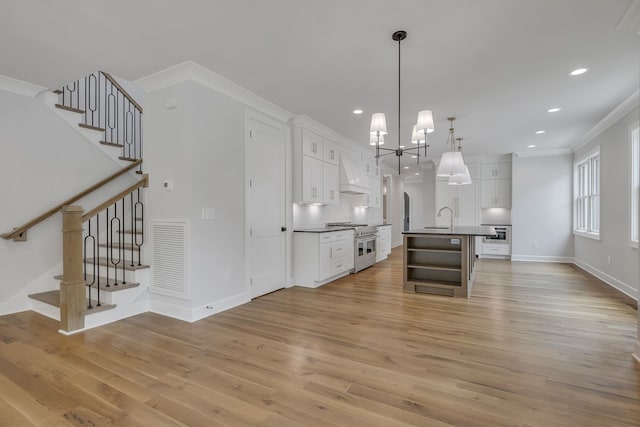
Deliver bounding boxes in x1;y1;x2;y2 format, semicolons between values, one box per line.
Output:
1;0;638;173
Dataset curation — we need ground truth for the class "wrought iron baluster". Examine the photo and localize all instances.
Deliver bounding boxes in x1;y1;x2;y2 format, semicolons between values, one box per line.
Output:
121;196;126;284
110;202;121;286
96;213;101;306
83;218;96;309
130;192;134;267
88;73;98;127
134;188;144;266
105;206;110;287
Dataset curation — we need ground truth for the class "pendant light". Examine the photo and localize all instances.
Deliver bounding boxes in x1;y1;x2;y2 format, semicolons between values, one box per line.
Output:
369;31;434;174
437;117;467;177
447;137;472;185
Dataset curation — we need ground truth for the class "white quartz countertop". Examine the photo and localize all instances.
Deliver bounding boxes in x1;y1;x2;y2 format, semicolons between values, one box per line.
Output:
403;226;496;236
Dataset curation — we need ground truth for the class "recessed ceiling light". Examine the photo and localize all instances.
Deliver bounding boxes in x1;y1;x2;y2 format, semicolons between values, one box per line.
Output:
353;109;363;115
528;144;536;148
399;145;406;149
403;166;410;169
536;130;546;134
414;172;420;175
569;68;587;76
411;155;418;158
548;107;561;113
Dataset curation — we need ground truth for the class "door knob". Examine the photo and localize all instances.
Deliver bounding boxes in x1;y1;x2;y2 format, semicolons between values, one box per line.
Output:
281;226;287;232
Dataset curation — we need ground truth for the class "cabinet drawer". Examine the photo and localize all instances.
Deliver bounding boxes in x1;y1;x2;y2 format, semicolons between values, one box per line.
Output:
483;244;509;255
330;256;349;274
320;231;349;243
302;128;323;160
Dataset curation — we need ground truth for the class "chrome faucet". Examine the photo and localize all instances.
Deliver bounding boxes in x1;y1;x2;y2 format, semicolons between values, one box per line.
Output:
437;206;454;229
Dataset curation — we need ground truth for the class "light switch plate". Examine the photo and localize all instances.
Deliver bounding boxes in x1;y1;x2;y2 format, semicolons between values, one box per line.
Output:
201;208;214;220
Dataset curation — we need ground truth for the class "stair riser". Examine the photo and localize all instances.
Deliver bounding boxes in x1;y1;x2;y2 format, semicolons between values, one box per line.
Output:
86;265;145;282
84;285;143;306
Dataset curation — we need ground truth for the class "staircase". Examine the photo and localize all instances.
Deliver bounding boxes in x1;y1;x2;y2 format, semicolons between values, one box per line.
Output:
3;71;150;334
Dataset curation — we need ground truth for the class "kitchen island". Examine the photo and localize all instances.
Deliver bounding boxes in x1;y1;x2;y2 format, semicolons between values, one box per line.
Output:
403;226;496;297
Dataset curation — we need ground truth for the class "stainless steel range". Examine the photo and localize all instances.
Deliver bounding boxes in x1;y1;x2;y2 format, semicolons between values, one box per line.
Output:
326;223;378;272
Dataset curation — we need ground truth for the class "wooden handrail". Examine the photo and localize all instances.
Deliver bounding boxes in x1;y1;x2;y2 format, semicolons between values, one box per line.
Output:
82;174;149;221
101;71;143;113
1;160;142;240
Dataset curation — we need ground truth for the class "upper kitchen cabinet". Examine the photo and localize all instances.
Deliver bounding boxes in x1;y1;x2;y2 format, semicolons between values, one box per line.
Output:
294;125;340;205
481;162;511;180
362;156;381;208
302;128;323;160
481;178;511;208
435;178;479;226
323;138;339;166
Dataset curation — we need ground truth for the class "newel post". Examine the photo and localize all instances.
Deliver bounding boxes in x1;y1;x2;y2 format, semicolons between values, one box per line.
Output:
60;205;85;333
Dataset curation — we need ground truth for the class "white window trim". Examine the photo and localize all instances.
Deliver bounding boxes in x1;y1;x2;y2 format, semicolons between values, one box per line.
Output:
573;146;600;240
630;122;639;249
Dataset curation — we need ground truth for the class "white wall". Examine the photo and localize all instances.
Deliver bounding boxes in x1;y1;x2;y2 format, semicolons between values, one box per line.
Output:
387;171;405;246
0;89;136;313
144;81;250;318
573;107;640;299
422;167;436;226
511;154;574;261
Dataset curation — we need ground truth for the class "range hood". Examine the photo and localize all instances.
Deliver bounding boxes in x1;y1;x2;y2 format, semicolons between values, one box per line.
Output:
339;153;370;194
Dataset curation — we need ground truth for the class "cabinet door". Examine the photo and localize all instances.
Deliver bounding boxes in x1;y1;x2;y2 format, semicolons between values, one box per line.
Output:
495;179;511;208
323;163;339;205
370;174;381;208
435;180;456;226
482;163;497;179
302;128;323;160
495;163;511;179
481;180;496;208
319;243;331;280
455;182;478;225
362;156;374;176
323;139;339;165
302;156;323;203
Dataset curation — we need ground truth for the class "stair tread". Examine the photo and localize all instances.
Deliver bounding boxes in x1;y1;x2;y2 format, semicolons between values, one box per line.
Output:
54;275;140;291
55;104;85;114
118;156;138;162
122;230;143;235
79;123;105;132
100;141;124;148
98;242;141;250
85;257;149;270
28;290;115;315
28;291;60;307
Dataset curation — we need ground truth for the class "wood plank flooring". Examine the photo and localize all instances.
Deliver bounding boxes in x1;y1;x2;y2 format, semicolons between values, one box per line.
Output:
0;248;638;426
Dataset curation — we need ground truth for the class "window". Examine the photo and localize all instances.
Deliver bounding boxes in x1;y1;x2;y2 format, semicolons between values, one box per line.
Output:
574;147;600;239
631;124;639;247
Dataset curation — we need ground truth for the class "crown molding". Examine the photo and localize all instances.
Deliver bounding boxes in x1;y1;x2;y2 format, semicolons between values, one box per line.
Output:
0;74;47;98
513;148;572;158
616;0;640;35
134;60;293;123
572;89;640;152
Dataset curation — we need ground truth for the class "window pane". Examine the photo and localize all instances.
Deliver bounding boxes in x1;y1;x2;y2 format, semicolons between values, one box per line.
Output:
632;128;639;243
591;157;599;195
591;195;599;232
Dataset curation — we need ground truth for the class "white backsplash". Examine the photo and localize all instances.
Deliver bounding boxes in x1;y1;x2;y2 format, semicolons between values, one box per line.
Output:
293;194;383;228
481;208;512;225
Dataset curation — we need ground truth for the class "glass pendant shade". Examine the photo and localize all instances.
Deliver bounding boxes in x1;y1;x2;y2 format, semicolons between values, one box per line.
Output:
369;134;385;146
410;125;423;144
416;110;435;134
437;151;466;176
370;113;388;135
448;165;472;185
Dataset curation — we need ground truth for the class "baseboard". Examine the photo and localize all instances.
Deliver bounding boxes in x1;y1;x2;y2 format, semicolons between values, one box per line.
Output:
150;291;250;323
633;341;640;365
511;255;575;263
191;292;250;322
573;259;637;301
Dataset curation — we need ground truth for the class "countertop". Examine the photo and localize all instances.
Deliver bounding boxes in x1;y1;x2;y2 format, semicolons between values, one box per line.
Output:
294;223;392;233
403;225;496;236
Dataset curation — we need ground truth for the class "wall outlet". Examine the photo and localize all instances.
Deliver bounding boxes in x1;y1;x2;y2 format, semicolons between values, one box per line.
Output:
532;241;538;249
201;208;214;220
162;179;173;191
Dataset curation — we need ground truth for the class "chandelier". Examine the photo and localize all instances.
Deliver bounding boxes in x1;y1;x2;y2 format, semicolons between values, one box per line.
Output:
369;30;434;175
437;117;471;185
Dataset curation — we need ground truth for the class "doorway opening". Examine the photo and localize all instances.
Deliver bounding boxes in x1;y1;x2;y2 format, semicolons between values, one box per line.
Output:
404;192;410;231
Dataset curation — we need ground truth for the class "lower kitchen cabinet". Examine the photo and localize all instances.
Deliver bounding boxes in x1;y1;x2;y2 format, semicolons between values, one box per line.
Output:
293;230;355;288
376;225;392;262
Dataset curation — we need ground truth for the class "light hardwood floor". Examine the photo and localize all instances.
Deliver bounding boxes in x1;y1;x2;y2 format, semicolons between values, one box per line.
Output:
0;248;638;426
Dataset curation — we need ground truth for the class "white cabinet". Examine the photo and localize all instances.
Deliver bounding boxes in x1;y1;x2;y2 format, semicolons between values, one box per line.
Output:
435;179;479;226
323;163;339;204
294;230;355;287
481;179;511;208
482;163;511;179
302;156;323;203
362;156;381;208
294;126;340;205
376;226;392;262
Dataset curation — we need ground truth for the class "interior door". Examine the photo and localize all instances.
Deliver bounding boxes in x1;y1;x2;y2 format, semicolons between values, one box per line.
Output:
247;116;287;298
